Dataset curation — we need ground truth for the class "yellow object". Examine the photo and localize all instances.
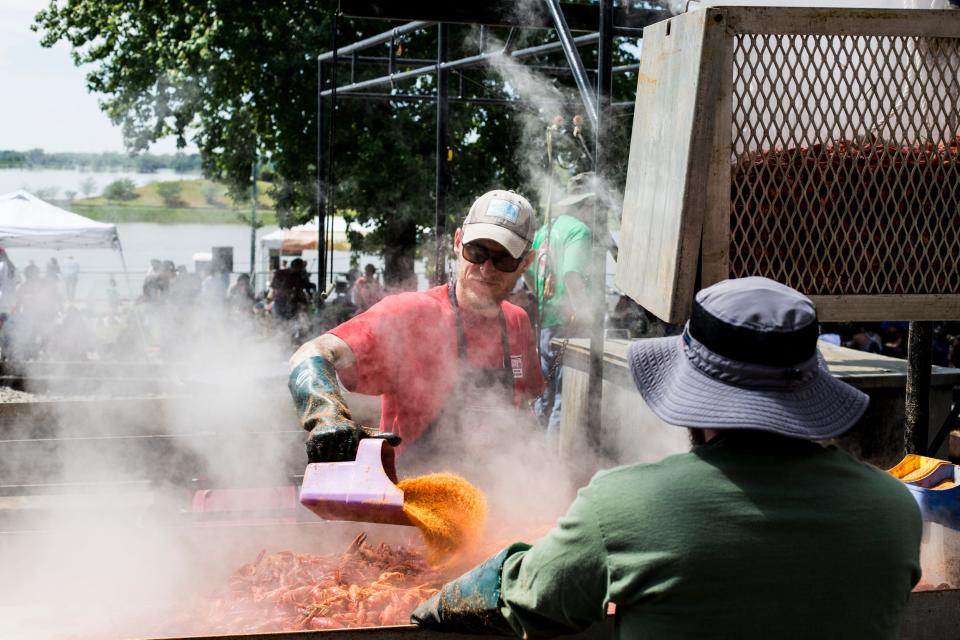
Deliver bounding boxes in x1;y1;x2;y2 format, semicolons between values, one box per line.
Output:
398;473;488;565
888;454;951;483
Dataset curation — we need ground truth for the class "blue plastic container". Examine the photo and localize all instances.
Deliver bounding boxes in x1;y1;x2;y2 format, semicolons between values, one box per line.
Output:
889;454;960;530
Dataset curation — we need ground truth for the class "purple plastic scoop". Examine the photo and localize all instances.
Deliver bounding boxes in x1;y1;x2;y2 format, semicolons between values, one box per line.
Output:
299;438;413;526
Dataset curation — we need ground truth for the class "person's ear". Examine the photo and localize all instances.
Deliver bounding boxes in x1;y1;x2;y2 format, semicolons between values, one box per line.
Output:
454;228;464;252
519;249;536;272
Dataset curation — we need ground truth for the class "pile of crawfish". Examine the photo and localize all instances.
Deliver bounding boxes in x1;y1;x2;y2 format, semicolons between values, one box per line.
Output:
729;137;960;295
177;534;444;634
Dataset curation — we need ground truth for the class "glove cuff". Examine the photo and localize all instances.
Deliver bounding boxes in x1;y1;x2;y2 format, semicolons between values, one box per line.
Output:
413;543;531;635
289;355;340;418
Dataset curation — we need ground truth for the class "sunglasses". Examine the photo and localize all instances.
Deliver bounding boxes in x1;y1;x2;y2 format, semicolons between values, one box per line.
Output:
462;242;525;272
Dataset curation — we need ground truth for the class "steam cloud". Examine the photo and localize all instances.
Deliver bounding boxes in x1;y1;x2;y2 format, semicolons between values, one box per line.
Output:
0;13;682;639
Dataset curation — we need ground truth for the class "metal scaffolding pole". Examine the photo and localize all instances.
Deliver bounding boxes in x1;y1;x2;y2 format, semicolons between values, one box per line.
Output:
586;0;613;449
316;61;326;288
543;0;599;131
330;54;607;78
320;34;600;97
434;23;450;285
316;21;435;63
329;92;528;106
325;12;339;287
906;321;933;454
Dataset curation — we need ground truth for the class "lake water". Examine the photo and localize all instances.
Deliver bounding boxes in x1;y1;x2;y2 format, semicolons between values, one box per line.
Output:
0;168;200;199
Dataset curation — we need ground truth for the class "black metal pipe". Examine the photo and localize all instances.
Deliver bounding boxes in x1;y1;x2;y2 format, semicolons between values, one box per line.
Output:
327;92;550;107
435;23;450;286
542;0;599;131
337;57;608;77
586;0;613;451
316;60;326;288
341;55;435;66
316;21;434;63
906;321;934;454
325;11;339;287
319;33;600;97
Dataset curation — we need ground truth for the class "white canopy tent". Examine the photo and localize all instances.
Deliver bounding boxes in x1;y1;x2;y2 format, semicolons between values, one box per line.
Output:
0;190;120;249
0;190;146;346
260;217;321;253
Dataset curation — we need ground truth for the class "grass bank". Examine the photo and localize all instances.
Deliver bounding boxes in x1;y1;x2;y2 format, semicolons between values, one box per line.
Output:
72;204;277;225
73;178;277;224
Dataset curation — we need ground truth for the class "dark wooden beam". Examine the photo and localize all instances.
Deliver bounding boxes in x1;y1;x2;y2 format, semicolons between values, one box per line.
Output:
339;1;668;32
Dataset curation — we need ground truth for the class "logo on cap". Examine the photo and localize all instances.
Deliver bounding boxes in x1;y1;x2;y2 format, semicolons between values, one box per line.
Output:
485;198;520;223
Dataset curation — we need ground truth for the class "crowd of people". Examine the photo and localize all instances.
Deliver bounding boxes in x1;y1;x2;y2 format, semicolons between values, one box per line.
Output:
0;253;102;361
131;253;390;354
820;321;960;368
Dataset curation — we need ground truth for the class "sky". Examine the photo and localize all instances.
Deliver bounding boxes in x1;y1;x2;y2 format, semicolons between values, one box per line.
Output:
0;0;189;154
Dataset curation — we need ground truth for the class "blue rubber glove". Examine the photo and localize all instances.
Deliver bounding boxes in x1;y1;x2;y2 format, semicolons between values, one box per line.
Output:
289;355;399;462
411;543;530;635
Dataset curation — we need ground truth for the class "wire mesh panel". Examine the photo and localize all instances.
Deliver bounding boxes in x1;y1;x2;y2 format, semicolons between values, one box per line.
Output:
729;31;960;297
618;7;960;322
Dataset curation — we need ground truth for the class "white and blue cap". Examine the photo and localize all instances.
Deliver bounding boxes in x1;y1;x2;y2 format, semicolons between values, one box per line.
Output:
627;277;869;440
462;189;536;259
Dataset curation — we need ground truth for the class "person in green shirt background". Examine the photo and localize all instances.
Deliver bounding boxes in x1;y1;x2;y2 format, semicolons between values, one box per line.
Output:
525;172;594;441
413;276;922;639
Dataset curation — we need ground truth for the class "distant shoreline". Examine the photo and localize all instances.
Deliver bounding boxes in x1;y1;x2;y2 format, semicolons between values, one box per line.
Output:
71;204;279;226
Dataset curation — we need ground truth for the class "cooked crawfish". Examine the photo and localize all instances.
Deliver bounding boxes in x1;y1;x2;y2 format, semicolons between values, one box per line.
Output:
165;534;444;635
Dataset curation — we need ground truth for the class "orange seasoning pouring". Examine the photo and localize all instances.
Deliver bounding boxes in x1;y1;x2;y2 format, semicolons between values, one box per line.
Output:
398;473;488;565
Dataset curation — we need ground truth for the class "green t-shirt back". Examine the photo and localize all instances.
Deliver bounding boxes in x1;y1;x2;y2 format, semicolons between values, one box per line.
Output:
528;214;592;328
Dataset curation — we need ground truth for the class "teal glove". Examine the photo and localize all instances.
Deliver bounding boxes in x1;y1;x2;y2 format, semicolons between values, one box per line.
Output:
411;543;531;635
289;355;399;462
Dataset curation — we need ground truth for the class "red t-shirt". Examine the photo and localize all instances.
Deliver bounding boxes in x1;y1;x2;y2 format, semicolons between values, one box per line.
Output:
330;285;544;446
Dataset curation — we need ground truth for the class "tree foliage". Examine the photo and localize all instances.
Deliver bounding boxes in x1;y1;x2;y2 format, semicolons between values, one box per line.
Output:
103;178;138;201
34;1;641;285
157;181;186;207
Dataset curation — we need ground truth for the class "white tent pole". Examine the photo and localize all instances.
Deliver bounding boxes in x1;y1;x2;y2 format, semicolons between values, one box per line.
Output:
115;240;149;352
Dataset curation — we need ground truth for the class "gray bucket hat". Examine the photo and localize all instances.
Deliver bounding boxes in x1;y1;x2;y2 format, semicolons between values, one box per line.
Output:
627;277;868;440
556;171;598;209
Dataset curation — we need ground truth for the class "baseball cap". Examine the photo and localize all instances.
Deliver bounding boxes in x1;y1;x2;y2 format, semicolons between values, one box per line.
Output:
461;190;536;259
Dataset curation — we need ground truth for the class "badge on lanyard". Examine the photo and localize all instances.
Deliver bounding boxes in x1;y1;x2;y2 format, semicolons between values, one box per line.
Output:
510;355;523;379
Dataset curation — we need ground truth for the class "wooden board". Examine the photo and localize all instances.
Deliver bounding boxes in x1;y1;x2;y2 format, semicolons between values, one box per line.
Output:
616;10;725;323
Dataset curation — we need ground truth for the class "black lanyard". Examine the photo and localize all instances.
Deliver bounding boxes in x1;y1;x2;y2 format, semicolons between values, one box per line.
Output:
447;281;511;368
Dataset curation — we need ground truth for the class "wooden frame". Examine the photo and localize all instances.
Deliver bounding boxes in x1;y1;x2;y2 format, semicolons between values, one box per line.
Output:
617;6;960;323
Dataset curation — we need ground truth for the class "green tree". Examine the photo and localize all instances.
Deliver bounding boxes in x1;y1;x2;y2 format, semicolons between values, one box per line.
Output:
157;181;186;207
104;178;138;201
79;177;97;198
202;184;222;206
34;2;639;285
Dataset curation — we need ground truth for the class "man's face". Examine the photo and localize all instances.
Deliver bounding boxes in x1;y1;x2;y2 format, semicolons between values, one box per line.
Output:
454;228;534;313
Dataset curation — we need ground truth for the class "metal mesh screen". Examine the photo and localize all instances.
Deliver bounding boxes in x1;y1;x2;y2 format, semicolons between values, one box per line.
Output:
729;32;960;295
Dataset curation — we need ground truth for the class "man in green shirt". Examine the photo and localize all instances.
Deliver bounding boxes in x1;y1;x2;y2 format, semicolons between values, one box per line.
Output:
525;173;593;439
413;277;922;638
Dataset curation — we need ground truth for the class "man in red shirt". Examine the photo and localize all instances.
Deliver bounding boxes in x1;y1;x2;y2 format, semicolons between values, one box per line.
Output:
289;190;544;467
